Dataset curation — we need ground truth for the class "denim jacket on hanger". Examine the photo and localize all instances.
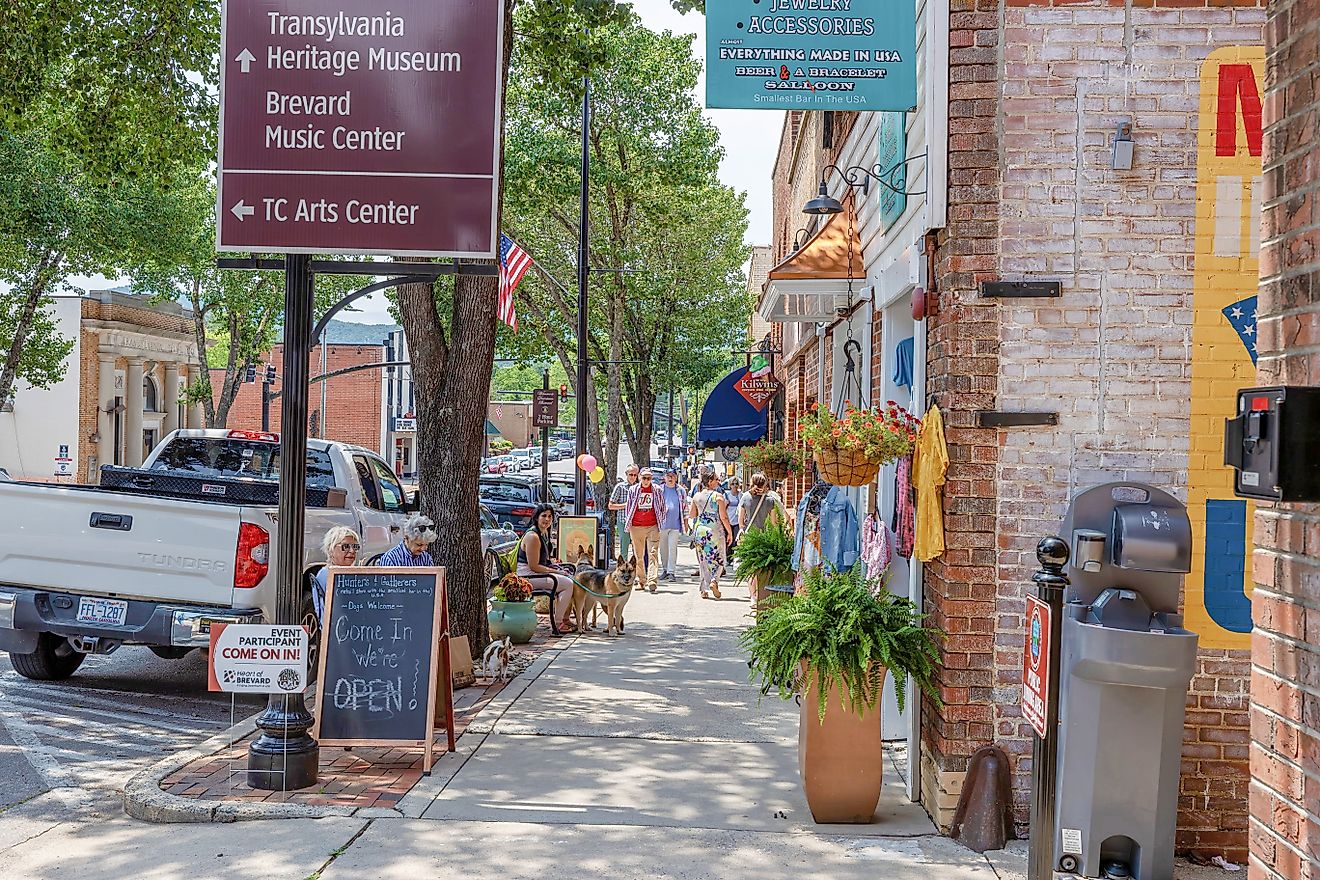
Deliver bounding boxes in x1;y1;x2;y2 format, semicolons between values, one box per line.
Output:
793;485;860;572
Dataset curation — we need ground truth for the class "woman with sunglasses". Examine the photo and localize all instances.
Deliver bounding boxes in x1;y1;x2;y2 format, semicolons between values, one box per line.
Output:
312;526;361;623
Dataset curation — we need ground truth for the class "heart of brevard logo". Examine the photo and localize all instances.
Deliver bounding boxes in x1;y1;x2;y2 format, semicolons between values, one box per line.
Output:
735;371;780;411
1030;611;1043;669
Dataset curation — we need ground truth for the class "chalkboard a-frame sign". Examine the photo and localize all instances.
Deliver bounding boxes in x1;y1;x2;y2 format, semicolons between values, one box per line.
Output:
312;567;456;772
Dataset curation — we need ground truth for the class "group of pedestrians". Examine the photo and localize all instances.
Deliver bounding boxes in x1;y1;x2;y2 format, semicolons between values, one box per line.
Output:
312;514;439;623
606;463;785;600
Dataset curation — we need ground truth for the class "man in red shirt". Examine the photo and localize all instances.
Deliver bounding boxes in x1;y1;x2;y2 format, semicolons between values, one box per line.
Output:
625;467;667;592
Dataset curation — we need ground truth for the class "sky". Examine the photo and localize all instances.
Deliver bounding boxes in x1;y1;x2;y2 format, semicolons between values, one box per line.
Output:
69;1;782;326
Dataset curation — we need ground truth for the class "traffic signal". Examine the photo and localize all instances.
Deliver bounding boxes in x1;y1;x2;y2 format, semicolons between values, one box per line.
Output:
265;364;276;384
245;364;256;383
559;383;569;401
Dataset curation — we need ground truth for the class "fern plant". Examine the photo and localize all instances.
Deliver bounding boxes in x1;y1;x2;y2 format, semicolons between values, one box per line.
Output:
739;564;943;722
733;523;795;585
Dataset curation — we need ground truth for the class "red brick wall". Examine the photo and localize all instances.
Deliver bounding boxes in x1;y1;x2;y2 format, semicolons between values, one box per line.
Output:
1250;0;1320;875
920;0;1005;825
219;343;384;452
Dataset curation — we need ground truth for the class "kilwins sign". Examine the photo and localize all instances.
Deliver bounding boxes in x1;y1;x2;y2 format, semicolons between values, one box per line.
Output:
735;373;781;411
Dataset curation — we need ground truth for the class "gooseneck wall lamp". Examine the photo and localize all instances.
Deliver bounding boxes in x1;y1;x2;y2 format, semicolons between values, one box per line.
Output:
801;154;929;216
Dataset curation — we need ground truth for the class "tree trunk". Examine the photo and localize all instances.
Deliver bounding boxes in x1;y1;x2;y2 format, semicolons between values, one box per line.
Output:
0;253;59;406
399;276;498;645
187;284;218;427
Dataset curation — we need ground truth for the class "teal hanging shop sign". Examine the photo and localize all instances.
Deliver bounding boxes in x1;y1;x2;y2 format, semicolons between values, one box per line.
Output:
705;0;917;111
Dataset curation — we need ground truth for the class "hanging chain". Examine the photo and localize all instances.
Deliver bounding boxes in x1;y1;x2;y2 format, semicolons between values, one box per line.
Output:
833;197;865;414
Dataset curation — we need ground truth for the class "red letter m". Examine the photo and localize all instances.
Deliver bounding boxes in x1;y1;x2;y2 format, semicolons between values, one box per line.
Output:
1216;64;1263;158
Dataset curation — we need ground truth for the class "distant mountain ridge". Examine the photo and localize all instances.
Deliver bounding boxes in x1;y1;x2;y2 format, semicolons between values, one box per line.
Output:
278;319;401;345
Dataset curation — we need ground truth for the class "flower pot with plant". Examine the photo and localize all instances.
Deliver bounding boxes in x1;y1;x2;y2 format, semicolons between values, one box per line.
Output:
800;401;921;487
733;522;794;609
740;564;942;823
740;439;809;481
488;573;537;644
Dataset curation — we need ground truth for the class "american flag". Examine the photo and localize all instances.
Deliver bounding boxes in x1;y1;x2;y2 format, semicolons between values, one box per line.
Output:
498;233;532;332
1221;295;1258;365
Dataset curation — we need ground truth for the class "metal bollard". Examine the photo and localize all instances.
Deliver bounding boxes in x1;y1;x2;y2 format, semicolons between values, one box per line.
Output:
1027;536;1069;880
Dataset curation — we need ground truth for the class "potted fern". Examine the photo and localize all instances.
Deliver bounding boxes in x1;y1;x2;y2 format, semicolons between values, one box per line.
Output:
733;523;794;609
740;564;942;823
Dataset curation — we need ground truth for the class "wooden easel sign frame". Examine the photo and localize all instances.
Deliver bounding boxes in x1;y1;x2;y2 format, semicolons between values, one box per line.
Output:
312;566;456;773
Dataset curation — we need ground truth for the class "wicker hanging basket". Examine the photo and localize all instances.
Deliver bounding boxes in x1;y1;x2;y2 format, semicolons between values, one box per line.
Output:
762;462;790;481
813;446;882;487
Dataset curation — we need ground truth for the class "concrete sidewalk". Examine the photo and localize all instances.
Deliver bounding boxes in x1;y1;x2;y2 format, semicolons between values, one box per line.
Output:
0;547;1236;879
330;548;1021;880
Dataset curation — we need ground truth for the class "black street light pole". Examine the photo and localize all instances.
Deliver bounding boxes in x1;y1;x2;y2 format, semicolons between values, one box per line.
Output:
574;74;590;516
248;252;319;790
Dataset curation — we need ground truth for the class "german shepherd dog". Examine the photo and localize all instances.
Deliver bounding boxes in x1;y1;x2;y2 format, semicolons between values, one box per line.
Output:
572;554;638;637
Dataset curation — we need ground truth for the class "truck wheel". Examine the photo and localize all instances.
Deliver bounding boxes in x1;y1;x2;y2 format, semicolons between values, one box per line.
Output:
301;592;321;683
9;634;87;681
148;646;193;660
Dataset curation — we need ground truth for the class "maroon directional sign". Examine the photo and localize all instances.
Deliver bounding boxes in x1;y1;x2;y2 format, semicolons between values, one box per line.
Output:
217;0;502;257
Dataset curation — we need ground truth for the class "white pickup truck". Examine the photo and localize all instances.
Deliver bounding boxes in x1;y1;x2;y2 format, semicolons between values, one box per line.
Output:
0;429;516;681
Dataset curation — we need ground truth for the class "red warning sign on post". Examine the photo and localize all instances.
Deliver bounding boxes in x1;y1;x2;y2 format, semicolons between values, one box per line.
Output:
1021;595;1051;739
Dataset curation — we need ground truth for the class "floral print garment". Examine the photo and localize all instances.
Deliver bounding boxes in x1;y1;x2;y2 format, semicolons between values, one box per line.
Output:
693;491;726;573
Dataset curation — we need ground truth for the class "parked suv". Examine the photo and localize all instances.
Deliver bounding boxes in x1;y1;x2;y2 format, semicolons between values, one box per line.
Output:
478;474;554;533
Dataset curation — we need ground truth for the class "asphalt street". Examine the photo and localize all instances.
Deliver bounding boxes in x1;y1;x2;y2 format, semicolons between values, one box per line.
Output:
0;647;261;810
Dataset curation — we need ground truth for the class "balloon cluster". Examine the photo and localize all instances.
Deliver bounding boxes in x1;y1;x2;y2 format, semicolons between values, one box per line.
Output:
577;454;605;483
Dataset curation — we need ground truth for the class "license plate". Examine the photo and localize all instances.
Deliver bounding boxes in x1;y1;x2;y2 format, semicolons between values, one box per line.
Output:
76;597;128;626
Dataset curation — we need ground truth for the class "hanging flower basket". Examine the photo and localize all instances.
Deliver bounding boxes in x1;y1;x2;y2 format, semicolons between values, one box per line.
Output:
812;446;882;487
801;401;921;487
741;439;809;482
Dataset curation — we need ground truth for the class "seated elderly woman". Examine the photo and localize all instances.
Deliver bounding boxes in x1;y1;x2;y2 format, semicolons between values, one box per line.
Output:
517;503;575;633
313;526;361;623
378;514;437;567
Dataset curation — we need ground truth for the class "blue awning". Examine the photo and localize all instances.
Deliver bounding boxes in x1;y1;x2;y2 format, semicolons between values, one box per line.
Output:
696;367;768;448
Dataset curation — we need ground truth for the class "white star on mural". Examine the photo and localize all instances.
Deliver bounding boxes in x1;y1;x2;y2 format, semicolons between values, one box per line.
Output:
1230;307;1244;319
1244;325;1255;336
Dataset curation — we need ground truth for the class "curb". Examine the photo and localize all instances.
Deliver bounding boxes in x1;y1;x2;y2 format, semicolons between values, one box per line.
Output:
123;634;575;824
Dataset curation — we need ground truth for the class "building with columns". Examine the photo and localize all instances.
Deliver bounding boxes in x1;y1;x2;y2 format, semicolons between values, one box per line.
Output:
0;289;204;482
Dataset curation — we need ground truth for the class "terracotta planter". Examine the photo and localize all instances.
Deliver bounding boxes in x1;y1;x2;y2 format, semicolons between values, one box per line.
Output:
813;446;882;487
798;663;887;823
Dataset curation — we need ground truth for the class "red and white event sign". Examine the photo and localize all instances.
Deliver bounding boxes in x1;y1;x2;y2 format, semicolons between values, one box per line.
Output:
1021;595;1051;739
208;623;308;694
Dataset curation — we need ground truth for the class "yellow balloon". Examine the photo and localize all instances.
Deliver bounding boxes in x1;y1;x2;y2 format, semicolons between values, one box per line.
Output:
589;466;605;482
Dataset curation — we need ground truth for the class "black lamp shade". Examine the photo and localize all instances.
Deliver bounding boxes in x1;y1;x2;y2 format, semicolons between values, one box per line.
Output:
803;181;843;215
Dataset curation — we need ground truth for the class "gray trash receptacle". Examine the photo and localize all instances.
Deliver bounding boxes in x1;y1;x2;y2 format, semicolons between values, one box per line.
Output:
1053;482;1200;880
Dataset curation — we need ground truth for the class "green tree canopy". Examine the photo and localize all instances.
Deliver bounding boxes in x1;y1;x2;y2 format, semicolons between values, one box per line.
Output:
0;1;218;179
500;9;748;494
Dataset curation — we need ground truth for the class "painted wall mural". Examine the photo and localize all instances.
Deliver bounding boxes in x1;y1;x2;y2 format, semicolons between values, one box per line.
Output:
1187;47;1264;650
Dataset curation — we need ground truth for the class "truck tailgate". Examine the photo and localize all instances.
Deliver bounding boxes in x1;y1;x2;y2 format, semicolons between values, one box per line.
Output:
0;482;239;608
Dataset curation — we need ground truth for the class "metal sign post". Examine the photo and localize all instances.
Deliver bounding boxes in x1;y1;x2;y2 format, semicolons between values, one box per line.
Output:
536;372;555;502
1027;536;1069;880
247;253;319;791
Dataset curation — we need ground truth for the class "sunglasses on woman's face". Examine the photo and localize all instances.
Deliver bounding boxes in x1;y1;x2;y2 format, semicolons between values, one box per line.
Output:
337;543;360;553
641;476;652;481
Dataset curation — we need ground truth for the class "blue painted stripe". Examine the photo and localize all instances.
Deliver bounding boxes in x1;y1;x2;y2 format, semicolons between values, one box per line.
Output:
1203;499;1252;634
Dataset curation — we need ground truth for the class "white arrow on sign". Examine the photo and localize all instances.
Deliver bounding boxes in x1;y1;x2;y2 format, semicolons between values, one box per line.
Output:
231;201;255;221
235;48;256;73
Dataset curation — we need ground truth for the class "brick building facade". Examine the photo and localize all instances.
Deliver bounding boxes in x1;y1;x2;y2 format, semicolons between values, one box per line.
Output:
220;343;386;454
758;0;1266;861
1249;0;1320;876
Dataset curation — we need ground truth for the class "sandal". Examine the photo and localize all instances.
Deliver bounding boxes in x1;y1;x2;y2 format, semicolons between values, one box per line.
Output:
711;584;722;599
701;591;711;599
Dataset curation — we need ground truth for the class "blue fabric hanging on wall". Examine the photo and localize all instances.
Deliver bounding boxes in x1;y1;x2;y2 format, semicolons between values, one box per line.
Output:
893;336;914;388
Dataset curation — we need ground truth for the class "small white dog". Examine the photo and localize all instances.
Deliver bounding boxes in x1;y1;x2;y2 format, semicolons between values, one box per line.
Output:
481;636;513;683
